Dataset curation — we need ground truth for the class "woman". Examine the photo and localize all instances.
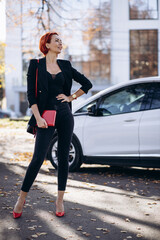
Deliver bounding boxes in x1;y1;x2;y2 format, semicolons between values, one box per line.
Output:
13;32;92;218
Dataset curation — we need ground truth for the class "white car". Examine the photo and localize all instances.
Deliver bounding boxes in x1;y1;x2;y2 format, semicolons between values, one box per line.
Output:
47;77;160;171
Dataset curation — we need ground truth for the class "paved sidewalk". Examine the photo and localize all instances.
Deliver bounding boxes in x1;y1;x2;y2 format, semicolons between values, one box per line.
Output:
0;128;160;240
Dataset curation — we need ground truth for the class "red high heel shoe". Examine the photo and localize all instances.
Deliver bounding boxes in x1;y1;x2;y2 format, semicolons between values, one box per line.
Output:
56;211;65;217
13;200;25;219
55;201;65;217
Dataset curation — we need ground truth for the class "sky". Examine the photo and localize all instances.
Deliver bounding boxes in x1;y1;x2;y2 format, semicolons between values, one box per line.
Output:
0;0;6;42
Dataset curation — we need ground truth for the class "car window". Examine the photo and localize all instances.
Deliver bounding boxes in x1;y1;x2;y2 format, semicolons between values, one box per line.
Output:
98;84;149;116
150;83;160;110
75;99;97;113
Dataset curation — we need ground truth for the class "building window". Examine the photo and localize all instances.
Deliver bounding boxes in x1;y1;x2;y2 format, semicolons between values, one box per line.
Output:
130;30;158;79
129;0;158;20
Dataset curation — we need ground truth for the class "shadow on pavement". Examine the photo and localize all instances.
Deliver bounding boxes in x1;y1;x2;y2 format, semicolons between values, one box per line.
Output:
0;161;160;240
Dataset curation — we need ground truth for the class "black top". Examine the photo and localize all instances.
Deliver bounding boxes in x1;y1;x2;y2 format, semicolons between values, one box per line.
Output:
27;58;93;127
45;71;66;110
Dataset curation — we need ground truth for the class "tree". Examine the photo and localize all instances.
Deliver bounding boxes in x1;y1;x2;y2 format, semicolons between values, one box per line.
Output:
82;1;111;82
6;0;83;36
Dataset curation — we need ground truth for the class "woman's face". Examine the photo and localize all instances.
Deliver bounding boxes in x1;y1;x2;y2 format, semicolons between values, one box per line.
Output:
46;34;63;54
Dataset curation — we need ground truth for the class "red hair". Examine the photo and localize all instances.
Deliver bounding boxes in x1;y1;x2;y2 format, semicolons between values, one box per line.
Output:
39;32;59;55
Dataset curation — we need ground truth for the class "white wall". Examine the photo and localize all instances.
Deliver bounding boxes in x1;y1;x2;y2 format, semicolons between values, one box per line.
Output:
111;0;129;84
5;0;22;114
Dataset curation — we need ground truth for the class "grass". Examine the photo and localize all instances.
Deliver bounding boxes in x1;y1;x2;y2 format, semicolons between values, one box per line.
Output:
0;117;30;129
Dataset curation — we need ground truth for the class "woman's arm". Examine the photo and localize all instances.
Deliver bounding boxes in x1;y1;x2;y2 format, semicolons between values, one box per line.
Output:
68;88;85;101
57;88;85;103
70;65;93;94
27;59;38;108
57;62;93;103
31;104;48;128
27;59;47;128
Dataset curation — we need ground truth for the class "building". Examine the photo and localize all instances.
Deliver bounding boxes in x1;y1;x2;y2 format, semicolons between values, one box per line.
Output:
4;0;109;115
111;0;160;84
5;0;160;115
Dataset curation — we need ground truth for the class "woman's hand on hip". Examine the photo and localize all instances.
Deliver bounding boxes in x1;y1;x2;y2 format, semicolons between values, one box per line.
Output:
36;117;48;128
56;94;72;102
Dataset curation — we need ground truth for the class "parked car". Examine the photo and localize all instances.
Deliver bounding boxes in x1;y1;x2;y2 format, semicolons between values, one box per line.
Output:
47;77;160;171
0;109;17;118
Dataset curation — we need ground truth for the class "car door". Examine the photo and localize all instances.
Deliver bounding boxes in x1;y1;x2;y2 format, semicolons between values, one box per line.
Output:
73;99;99;145
139;82;160;157
82;83;150;157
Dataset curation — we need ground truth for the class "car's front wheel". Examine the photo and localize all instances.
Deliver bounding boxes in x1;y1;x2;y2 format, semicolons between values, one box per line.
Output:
47;133;82;172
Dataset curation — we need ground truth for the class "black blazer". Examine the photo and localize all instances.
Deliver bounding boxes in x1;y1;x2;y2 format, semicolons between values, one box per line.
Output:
27;56;93;126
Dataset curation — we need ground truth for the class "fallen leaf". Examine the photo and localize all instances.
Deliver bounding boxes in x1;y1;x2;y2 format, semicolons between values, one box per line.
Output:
136;234;143;238
28;227;35;231
103;228;109;232
37;232;47;236
77;226;83;231
136;227;141;230
31;235;38;238
103;231;110;234
91;218;96;221
85;233;91;237
125;218;130;222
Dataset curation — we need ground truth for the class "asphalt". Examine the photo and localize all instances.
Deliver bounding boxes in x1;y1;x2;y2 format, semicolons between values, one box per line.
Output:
0;128;160;240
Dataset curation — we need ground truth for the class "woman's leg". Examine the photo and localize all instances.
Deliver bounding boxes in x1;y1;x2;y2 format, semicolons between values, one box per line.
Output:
56;190;65;213
14;126;55;213
56;104;74;212
13;190;27;214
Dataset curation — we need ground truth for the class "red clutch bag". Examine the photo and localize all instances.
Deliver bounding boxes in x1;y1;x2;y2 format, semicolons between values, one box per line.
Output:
41;110;57;126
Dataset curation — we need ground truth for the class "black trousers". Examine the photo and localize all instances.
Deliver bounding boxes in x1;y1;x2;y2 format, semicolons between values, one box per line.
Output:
21;102;74;192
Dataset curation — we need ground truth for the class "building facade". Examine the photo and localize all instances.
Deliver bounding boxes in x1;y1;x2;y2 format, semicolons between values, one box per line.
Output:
5;0;160;115
4;0;109;115
111;0;160;84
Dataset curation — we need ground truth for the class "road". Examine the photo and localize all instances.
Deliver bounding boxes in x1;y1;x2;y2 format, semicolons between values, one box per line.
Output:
0;128;160;240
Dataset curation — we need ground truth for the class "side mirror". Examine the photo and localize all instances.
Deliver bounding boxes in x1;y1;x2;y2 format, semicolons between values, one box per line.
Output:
87;104;97;116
